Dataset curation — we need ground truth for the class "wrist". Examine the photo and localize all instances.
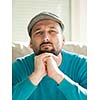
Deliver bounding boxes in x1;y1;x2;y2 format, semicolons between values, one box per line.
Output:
29;72;44;86
53;73;64;84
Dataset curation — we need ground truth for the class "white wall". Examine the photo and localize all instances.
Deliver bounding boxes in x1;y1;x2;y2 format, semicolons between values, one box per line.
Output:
12;0;70;42
71;0;87;44
12;0;87;44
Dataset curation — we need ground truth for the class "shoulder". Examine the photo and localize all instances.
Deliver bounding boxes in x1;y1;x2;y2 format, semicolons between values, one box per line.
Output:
12;53;35;68
61;49;87;70
12;53;35;80
61;49;87;61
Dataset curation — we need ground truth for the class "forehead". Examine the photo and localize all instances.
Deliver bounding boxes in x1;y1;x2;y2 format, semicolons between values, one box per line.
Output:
32;19;60;29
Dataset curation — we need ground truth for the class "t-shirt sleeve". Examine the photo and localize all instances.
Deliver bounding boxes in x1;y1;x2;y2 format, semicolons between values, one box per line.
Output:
57;78;87;100
12;77;37;100
12;58;37;100
57;55;87;100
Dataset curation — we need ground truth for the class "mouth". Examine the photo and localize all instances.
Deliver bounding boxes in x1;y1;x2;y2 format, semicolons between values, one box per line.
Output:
41;44;52;48
40;42;52;47
40;42;53;50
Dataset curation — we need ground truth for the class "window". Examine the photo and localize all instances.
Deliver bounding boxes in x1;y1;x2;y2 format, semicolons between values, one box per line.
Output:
12;0;87;44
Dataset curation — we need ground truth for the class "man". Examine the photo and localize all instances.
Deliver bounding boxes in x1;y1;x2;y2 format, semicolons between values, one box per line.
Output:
12;12;87;100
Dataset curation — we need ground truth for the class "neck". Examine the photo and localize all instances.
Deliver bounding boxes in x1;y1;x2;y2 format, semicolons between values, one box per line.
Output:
56;52;62;67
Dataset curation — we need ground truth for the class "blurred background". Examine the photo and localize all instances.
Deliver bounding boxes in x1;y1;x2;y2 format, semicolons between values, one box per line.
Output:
12;0;87;44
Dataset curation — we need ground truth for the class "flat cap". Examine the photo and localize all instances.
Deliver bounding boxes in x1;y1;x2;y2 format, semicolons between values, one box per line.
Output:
27;11;64;37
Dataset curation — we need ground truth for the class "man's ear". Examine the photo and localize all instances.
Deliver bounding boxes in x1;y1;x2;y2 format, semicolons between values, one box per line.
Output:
29;40;33;49
62;35;65;45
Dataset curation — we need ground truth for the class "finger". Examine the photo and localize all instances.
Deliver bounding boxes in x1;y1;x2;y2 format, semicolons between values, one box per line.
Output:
41;53;59;61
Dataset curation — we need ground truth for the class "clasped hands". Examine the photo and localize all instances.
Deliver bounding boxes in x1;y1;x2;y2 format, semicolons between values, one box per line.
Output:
29;53;64;86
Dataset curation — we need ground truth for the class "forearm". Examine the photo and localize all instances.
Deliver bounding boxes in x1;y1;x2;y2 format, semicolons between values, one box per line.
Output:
57;75;87;100
12;78;37;100
29;72;45;86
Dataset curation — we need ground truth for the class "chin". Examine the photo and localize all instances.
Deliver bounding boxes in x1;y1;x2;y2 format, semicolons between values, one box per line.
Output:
35;49;61;56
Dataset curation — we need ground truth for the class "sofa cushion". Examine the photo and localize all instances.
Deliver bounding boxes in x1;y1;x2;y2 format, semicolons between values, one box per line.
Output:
63;42;87;56
12;42;32;61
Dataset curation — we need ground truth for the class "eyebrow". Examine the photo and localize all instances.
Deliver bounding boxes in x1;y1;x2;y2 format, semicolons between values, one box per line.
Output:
33;28;41;32
49;26;57;29
34;26;57;31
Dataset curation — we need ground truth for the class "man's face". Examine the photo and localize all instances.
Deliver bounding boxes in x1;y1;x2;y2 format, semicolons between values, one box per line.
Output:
30;19;65;56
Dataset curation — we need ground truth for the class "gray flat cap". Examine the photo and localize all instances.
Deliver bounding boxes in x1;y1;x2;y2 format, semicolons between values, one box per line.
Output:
27;11;64;37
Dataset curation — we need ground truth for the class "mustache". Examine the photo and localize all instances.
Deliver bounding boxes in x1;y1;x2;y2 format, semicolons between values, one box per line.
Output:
40;42;53;47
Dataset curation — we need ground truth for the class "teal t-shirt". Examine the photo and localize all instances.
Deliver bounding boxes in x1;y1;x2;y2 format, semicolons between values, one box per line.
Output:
12;50;87;100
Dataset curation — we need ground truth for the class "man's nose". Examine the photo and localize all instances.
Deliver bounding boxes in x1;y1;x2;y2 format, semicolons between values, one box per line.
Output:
43;32;49;42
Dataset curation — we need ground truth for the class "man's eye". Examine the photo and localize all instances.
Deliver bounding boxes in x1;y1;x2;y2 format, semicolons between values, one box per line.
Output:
49;30;57;34
35;31;42;35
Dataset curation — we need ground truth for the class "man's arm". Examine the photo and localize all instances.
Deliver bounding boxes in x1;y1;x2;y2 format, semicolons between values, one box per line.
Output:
12;59;38;100
46;54;87;100
12;77;37;100
56;74;87;100
12;53;48;100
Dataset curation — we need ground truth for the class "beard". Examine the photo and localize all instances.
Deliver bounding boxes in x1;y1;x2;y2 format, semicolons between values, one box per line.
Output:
34;42;62;56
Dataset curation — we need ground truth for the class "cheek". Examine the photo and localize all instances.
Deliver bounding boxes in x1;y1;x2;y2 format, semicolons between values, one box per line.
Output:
57;35;63;45
31;39;40;49
53;36;63;49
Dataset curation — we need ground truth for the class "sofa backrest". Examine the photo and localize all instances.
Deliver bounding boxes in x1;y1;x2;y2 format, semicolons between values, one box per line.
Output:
12;42;87;62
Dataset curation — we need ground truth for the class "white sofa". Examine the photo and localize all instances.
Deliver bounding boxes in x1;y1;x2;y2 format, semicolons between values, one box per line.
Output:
12;42;87;62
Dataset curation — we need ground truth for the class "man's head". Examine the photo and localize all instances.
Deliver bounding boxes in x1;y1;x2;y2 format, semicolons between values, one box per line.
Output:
28;12;64;37
27;12;65;56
